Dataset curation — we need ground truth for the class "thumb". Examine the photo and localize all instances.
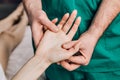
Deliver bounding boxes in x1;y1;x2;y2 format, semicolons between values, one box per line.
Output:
52;18;58;24
44;18;58;31
39;15;58;32
62;41;78;49
32;22;44;47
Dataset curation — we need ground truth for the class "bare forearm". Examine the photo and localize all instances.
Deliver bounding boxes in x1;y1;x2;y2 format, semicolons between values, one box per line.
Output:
12;56;50;80
23;0;42;10
88;0;120;38
22;0;42;22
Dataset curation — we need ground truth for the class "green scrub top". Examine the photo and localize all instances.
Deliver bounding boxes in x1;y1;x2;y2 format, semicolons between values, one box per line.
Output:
42;0;120;74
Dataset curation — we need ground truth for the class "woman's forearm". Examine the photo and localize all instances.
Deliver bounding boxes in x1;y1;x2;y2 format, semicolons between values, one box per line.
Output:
88;0;120;38
12;55;50;80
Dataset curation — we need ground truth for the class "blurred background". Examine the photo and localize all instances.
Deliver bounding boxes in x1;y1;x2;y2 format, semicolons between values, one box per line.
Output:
0;0;21;19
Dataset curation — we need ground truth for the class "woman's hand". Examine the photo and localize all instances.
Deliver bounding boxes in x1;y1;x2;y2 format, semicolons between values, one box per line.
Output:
35;10;81;64
12;10;81;80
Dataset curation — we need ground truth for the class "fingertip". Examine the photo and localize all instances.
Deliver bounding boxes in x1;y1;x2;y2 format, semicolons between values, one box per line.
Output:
65;13;70;17
73;9;77;14
52;18;58;24
51;24;59;32
55;18;58;21
76;17;81;25
77;16;81;21
57;62;61;65
53;18;58;22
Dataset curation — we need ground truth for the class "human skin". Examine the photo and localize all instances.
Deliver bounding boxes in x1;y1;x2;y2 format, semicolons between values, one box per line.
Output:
23;0;59;47
0;4;80;80
23;0;120;71
61;0;120;71
12;10;81;80
0;3;28;71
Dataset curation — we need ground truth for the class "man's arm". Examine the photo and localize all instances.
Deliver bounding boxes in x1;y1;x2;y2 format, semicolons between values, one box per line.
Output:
61;0;120;71
23;0;58;47
22;0;42;23
88;0;120;38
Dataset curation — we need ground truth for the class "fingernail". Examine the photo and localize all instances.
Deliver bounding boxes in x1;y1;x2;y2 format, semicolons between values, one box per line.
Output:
54;18;58;21
65;13;69;16
57;63;60;65
77;16;81;20
73;9;77;14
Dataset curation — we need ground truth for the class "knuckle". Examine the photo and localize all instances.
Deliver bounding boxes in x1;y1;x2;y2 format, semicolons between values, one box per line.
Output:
68;19;73;24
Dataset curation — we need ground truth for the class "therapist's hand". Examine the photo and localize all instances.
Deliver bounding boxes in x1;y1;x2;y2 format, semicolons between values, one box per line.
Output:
30;10;59;47
23;0;58;47
61;31;99;71
35;10;81;64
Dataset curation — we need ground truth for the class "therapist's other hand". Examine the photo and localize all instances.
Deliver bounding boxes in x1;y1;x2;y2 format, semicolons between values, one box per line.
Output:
61;31;99;71
35;10;81;64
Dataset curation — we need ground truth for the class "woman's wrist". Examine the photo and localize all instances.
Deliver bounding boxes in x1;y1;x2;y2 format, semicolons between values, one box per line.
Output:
12;55;51;80
34;55;51;68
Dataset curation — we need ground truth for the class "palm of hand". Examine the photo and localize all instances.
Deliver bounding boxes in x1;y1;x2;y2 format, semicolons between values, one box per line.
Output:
36;10;81;63
38;30;71;63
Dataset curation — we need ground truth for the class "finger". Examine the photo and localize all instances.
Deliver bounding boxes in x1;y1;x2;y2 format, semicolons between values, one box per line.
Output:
62;10;77;34
57;13;69;29
39;14;58;32
32;22;44;47
69;55;88;65
67;17;81;40
62;41;78;49
52;18;58;24
60;61;80;71
44;18;58;30
65;46;80;58
57;62;61;65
